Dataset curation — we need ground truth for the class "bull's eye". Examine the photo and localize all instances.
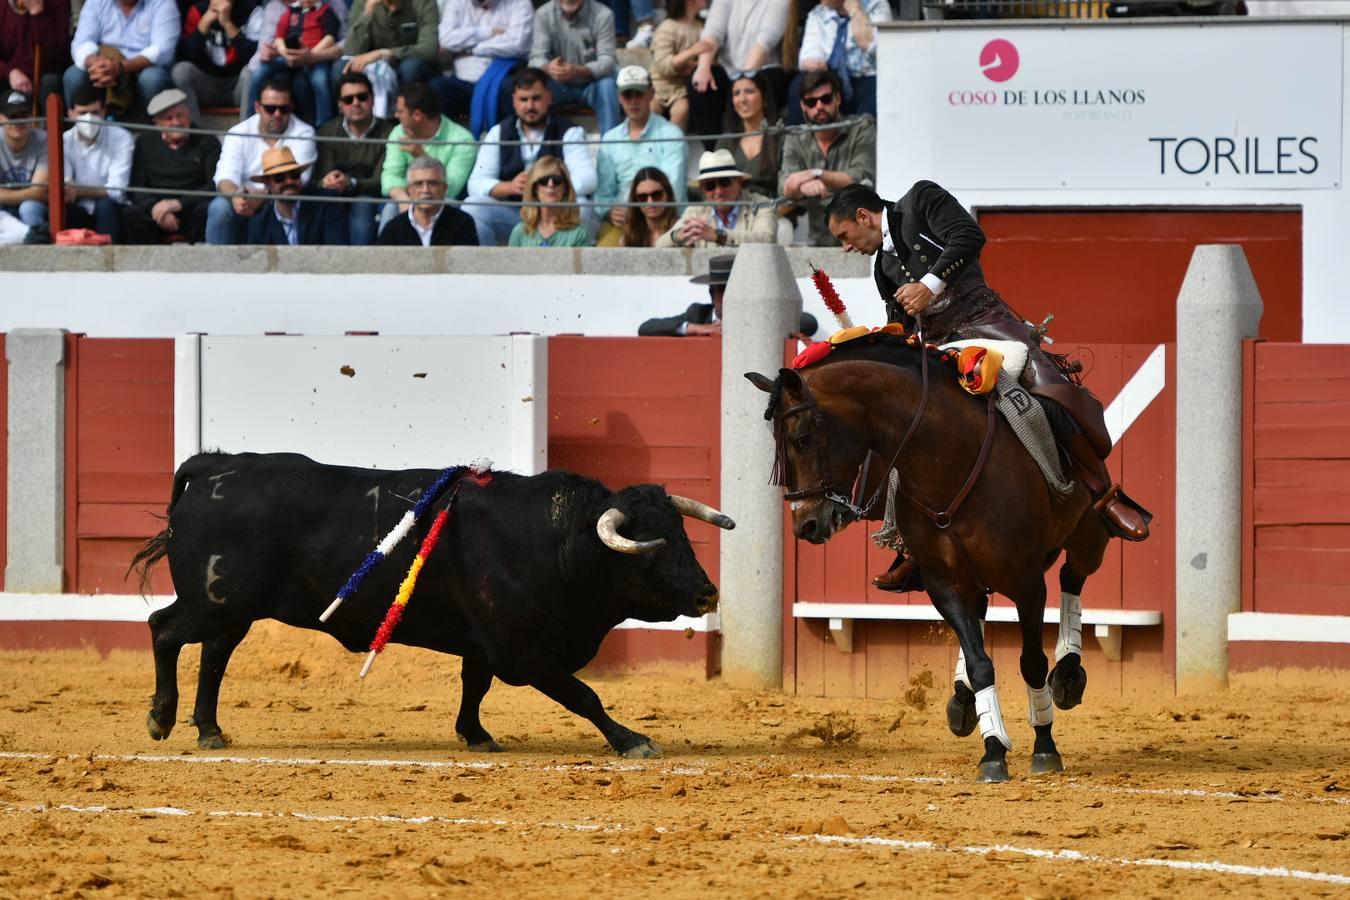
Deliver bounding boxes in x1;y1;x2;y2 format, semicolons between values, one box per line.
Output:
792;431;812;450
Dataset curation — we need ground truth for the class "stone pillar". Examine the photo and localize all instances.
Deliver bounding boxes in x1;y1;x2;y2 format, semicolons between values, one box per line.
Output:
719;244;801;690
5;329;66;592
1174;246;1263;693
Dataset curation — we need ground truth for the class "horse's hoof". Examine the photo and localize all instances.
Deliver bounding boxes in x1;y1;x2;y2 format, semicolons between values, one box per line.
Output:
1050;659;1087;710
197;731;230;750
620;739;663;760
1030;751;1064;774
946;690;977;737
465;739;504;753
976;759;1010;784
146;711;172;741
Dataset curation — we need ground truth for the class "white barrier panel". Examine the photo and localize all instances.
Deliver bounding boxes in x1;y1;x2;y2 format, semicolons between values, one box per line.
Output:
175;334;546;473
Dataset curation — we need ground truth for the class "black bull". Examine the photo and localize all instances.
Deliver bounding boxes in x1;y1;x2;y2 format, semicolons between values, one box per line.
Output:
130;452;734;758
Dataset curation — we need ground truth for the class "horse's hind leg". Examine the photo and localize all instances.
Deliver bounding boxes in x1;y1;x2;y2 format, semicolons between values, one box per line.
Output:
932;587;1010;783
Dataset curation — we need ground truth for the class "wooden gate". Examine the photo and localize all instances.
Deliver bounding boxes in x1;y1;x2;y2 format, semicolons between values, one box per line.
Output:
1237;341;1350;670
783;342;1176;697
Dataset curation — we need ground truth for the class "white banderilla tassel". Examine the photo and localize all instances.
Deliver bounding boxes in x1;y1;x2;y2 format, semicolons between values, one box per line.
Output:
1027;681;1054;728
974;685;1012;751
1055;591;1082;662
952;620;985;690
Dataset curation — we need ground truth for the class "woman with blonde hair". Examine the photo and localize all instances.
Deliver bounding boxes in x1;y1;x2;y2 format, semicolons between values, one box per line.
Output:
616;167;679;248
508;157;592;248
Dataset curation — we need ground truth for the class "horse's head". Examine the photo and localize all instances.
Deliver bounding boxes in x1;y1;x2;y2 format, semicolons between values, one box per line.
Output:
746;366;871;544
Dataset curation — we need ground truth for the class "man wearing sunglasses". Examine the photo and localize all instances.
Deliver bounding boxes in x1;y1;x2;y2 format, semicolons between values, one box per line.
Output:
779;68;875;247
315;71;393;245
243;144;348;244
656;148;775;248
207;78;318;244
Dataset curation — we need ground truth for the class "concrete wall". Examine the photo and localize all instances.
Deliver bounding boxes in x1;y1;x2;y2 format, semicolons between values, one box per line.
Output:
0;247;875;340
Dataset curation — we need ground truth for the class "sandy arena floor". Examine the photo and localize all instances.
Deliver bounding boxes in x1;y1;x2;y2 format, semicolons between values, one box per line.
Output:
1;622;1348;898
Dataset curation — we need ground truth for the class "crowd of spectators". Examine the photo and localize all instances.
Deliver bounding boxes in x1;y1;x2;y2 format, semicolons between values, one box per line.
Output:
0;0;896;247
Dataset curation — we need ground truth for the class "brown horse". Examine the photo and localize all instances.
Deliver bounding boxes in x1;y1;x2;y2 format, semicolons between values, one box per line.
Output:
747;333;1112;783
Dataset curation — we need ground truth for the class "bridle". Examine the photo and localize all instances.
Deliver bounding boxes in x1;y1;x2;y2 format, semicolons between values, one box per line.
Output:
776;330;999;530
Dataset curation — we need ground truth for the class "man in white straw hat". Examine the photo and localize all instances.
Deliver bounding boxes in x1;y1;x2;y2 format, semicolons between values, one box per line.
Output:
655;147;775;248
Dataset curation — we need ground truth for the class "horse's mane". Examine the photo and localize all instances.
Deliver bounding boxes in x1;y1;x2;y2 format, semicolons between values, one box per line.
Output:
762;333;966;487
761;332;960;423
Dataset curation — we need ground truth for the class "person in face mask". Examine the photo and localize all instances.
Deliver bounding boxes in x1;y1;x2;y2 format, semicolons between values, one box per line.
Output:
62;84;135;241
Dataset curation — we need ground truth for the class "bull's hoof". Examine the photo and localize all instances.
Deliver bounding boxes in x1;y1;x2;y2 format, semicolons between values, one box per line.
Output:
1030;751;1065;774
197;731;230;750
465;739;504;753
146;711;173;741
946;686;977;737
619;739;663;760
1050;659;1087;710
976;759;1010;784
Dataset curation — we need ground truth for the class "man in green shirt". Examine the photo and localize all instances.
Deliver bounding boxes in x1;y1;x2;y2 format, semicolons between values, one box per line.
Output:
779;68;876;247
381;81;476;225
333;0;440;87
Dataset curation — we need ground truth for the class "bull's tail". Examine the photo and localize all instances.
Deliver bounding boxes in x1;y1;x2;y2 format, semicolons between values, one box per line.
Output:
128;528;169;597
126;454;213;596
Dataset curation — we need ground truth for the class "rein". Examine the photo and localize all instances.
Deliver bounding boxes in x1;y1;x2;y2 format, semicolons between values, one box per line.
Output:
777;327;999;530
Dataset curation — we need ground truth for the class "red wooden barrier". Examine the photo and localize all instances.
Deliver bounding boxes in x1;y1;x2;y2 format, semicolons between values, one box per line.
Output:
548;336;723;675
1247;343;1350;616
66;337;175;595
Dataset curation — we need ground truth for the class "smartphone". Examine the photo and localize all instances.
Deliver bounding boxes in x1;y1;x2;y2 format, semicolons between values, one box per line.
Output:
284;35;303;50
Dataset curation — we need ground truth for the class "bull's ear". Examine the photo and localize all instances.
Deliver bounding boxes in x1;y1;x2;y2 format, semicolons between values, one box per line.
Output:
745;372;776;393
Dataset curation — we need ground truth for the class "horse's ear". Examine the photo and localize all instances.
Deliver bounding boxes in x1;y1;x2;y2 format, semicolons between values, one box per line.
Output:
745;372;776;393
777;368;804;394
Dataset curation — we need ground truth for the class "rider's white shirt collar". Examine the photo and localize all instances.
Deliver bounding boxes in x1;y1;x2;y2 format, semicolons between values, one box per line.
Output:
880;207;897;256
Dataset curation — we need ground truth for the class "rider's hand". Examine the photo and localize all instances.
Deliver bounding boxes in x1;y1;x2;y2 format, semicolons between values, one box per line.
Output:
894;282;934;317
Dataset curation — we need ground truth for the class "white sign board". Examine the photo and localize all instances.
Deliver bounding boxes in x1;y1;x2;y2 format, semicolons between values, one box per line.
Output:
911;23;1342;190
176;334;547;474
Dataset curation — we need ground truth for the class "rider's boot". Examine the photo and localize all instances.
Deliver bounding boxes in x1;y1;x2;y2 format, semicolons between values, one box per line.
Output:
1063;432;1151;541
873;552;921;592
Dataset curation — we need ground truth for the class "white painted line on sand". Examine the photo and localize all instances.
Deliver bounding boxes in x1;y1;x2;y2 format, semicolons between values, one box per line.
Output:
4;750;1345;807
0;800;619;833
791;834;1350;886
789;771;1350;806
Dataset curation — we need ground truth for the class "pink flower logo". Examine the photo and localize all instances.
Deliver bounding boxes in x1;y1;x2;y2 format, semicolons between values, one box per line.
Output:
979;39;1019;83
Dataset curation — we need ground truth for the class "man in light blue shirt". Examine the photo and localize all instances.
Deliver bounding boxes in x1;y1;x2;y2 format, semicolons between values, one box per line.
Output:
64;0;180;116
595;65;686;241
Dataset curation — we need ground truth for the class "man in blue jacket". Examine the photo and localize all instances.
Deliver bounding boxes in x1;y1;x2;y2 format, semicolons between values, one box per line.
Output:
244;145;349;244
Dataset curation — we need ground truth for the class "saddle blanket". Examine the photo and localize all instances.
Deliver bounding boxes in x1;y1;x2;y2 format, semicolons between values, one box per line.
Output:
941;339;1072;496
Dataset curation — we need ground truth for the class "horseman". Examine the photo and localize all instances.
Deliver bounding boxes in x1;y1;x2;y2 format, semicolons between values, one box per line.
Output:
825;181;1151;592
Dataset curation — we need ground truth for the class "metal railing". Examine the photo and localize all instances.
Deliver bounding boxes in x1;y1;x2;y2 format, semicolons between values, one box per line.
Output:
15;94;859;238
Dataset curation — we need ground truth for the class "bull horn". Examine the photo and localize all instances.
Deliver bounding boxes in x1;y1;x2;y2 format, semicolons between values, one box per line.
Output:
596;508;667;555
669;495;736;531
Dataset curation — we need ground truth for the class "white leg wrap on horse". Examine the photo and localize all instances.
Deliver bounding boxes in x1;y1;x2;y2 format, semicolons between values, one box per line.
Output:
1055;592;1083;662
954;647;971;690
1027;681;1054;728
975;685;1013;750
953;621;983;690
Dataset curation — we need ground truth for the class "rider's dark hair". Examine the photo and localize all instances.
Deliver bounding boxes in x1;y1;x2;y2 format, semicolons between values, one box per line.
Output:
825;184;885;223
